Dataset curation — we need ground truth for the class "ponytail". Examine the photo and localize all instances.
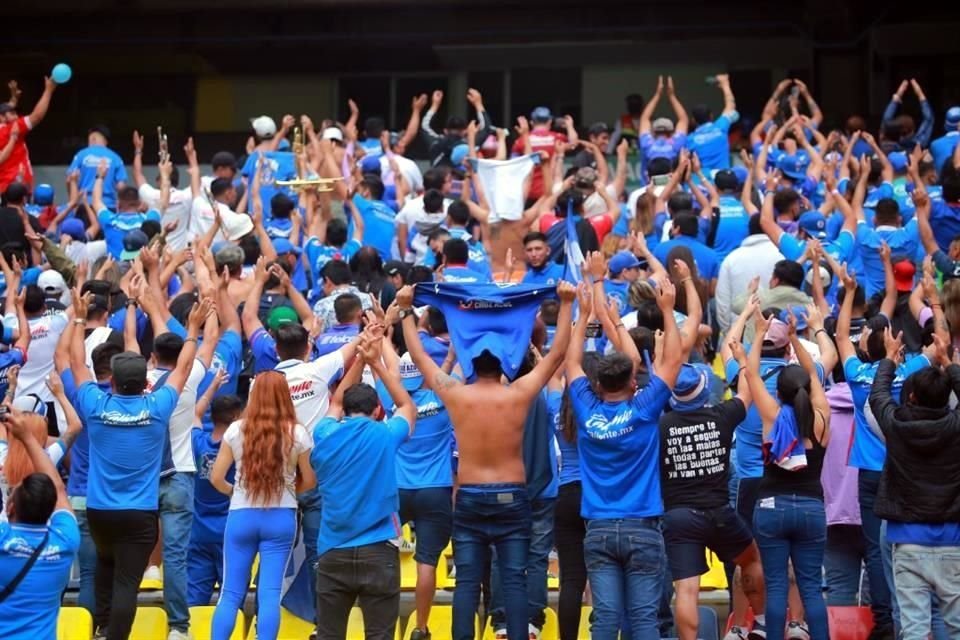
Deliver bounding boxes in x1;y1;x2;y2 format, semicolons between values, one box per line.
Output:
789;386;815;442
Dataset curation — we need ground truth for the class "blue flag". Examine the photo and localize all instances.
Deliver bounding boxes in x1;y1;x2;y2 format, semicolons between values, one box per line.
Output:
413;282;553;381
562;200;584;284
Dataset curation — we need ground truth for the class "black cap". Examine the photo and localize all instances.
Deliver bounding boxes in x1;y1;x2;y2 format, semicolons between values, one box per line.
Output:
89;294;110;314
384;260;408;278
3;182;29;204
0;104;14;115
587;122;609;136
210;151;237;170
88;124;112;140
110;351;147;395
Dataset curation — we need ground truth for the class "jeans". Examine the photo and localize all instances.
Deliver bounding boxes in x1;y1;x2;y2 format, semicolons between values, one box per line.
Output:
583;517;665;640
73;505;98;615
892;544;960;640
859;469;892;628
282;491;321;623
159;472;194;632
824;524;866;606
554;483;587;640
314;542;400;640
753;495;829;640
187;541;223;606
88;508;159;640
882;523;950;640
490;496;555;630
212;508;297;640
452;484;531;640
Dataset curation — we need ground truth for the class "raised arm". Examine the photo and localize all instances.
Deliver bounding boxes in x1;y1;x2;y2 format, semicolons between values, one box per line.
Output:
744;314;781;432
2;410;70;513
164;298;212;394
27;76;57;127
69;291;94;386
878;241;898;319
131;131;147;187
92;159;108;215
665;77;689;134
759;183;783;246
862;132;893;183
184;137;201;198
326;343;367;420
241;257;269;340
366;334;416;432
794;79;822;129
672;258;703;358
717;73;736;117
396;286;460;399
652;276;683;387
564;283;593;381
639;77;663;136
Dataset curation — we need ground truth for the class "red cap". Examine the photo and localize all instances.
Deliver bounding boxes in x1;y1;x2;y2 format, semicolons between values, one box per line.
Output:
892;260;916;293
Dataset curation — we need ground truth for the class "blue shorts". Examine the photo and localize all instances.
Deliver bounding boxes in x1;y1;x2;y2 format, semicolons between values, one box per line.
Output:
399;486;453;567
663;505;754;580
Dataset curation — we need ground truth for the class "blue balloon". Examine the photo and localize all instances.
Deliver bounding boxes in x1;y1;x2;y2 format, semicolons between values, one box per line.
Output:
51;63;72;85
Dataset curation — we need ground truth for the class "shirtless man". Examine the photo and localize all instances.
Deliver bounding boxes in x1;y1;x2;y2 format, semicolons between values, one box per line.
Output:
397;281;575;640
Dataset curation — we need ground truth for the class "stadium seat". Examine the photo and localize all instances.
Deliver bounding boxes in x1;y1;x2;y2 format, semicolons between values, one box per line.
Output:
57;606;93;640
700;551;728;590
129;607;168;640
440;555;457;590
401;605;480;640
482;609;557;640
577;606;592;640
139;566;163;591
400;550;418;590
827;606;874;640
696;605;720;640
246;608;315;639
189;606;244;640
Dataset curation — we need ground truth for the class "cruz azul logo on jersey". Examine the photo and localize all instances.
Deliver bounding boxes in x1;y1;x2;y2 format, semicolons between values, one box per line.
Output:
457;298;513;311
288;379;315;402
584;409;634;440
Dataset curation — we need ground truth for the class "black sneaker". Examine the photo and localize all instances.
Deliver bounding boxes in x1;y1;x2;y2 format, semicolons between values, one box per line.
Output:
309;628;318;640
410;627;432;640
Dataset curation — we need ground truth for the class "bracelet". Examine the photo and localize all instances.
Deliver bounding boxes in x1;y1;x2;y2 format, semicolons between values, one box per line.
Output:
183;338;197;345
815;328;828;338
615;323;626;329
72;318;86;326
931;302;942;308
125;299;138;308
679;277;693;286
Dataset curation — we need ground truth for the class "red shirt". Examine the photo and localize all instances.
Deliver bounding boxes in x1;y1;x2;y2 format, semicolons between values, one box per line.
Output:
0;116;34;192
539;212;613;243
512;128;567;200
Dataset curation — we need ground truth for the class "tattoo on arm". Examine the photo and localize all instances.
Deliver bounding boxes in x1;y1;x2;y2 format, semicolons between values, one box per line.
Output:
61;430;80;451
434;372;460;391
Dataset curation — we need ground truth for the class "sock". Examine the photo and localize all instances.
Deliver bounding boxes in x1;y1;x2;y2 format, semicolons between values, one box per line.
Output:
754;614;766;625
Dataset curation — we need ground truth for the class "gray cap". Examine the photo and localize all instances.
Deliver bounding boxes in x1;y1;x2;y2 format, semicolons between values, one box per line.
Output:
110;351;148;395
652;117;675;133
215;245;244;268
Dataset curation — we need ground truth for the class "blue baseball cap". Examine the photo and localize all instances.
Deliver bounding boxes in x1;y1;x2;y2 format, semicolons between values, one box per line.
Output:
450;144;470;167
777;154;809;181
272;238;302;256
888;151;908;173
120;229;149;261
779;305;809;332
530;106;552;123
608;251;642;275
360;155;381;175
732;166;749;187
669;364;712;411
398;352;424;391
945;106;960;130
61;218;86;241
798;211;827;239
33;183;54;206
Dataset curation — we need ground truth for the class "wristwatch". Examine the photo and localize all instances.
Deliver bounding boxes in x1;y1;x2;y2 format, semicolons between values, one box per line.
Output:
398;308;414;320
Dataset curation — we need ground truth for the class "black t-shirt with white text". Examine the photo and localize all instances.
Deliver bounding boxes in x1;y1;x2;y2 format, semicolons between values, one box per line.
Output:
658;398;745;510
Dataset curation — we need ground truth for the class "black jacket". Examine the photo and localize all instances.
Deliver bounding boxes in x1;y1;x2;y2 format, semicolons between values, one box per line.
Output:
868;359;960;523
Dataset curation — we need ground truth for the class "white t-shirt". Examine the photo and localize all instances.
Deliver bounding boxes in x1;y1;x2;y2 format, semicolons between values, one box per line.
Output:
138;183;193;250
84;326;114;373
273;351;345;431
189;196;220;240
395;195;452;263
146;359;207;473
222;420;313;509
380;154;423;197
4;312;68;402
65;240;108;267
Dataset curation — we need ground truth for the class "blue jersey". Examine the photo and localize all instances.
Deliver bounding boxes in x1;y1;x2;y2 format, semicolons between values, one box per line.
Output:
386;387;453;489
77;382;179;510
549;389;579;486
570;375;670;519
640;132;687;169
653;235;720;280
687;112;738;172
854;220;920;297
930;132;960;177
312;415;408;555
844;354;929;472
67;146;127;210
191;428;233;544
0;347;26;398
713;194;750;261
603;279;631;314
352;194;397;262
63;370;112;499
930;199;960;254
304;237;361;302
448;228;492;279
250;327;280;373
240;151;297;217
0;511;80;640
98;209;161;259
413;282;553;381
315;324;359;357
442;265;490;284
522;262;564;287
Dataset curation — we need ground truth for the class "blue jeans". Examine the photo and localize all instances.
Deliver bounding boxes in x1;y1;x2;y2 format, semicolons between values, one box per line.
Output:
892;544;960;640
824;524;866;606
584;517;665;640
753;495;829;640
490;497;555;629
159;472;194;632
882;523;950;640
74;505;98;615
212;508;297;640
187;541;223;606
452;484;531;640
859;470;892;628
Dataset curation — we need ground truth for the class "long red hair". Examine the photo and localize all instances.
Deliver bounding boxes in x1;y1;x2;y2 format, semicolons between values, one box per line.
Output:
4;414;49;488
239;371;298;505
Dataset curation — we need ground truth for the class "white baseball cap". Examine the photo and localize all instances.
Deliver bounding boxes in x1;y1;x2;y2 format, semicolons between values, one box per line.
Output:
250;116;277;138
321;127;344;142
37;270;67;294
220;210;255;241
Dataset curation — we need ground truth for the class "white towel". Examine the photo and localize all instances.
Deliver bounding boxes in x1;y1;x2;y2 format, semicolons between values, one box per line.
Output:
471;155;538;222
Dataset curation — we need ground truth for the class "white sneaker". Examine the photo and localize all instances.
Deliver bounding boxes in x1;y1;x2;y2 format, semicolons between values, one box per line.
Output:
528;623;541;640
785;621;810;639
143;565;162;582
724;627;749;640
398;538;417;553
167;631;193;640
494;627;507;640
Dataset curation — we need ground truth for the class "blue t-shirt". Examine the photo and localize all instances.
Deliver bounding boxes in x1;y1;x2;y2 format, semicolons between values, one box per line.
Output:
0;347;26;398
63;370;112;499
713;194;750;261
448;228;492;280
0;511;80;640
653;235;720;280
863;182;895;220
250;327;280;373
603;279;632;313
304;237;362;302
550;389;579;486
779;229;854;266
724;356;825;478
209;329;243;398
854;220;919;297
388;388;453;490
352;194;397;262
930;199;960;254
315;324;359;357
77;382;179;510
98;209;161;259
930;132;960;178
442;265;490;284
191;428;233;545
569;375;670;519
886;522;960;546
522;262;564;287
687;112;738;172
419;331;451;368
844;354;929;472
311;415;409;555
640;132;687;167
67;146;128;210
240;151;297;217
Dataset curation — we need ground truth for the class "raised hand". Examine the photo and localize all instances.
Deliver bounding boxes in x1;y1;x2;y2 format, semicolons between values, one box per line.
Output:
879;240;891;264
187;297;216;332
839;263;857;290
575;281;593;317
655;276;676;312
515;116;530;137
430;90;444;109
413;94;428;111
584;251;607;281
557;280;576;303
805;303;824;332
133;130;144;153
673;258;691;281
729;340;747;366
396;285;415;309
96;158;108;180
883;327;903;363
